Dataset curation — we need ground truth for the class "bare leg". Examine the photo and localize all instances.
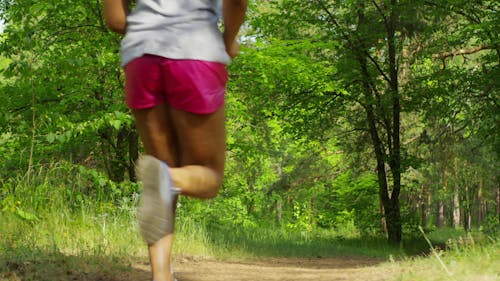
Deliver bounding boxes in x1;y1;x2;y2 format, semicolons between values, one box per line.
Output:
133;103;177;281
133;104;226;281
132;103;178;165
168;106;226;199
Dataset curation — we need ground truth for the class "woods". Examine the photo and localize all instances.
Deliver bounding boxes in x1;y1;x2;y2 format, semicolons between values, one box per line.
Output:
0;0;498;247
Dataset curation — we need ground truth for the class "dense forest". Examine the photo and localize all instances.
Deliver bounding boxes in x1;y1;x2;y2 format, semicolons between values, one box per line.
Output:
0;0;498;247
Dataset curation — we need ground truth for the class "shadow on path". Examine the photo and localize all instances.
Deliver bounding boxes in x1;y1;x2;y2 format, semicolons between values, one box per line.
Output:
0;246;149;281
1;248;390;281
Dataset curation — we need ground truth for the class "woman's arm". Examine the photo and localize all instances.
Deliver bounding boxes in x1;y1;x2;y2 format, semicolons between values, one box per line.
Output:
222;0;248;58
103;0;130;34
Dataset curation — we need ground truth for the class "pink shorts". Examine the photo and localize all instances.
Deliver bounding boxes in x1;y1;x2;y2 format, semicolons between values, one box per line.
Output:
124;55;228;114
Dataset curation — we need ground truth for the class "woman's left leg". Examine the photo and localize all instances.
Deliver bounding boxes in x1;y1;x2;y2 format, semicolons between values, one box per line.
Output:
132;103;179;281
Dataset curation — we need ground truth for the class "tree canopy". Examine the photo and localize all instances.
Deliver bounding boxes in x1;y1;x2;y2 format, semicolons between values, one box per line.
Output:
0;0;498;243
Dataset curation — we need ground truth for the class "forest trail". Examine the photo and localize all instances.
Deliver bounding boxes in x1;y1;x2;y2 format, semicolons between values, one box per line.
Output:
118;256;394;281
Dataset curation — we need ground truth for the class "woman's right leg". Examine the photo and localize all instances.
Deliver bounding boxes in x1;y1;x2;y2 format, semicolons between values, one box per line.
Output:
133;103;226;281
168;105;226;199
134;104;226;197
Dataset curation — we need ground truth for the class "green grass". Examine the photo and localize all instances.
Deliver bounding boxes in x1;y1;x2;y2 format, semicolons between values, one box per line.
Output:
0;194;216;280
386;238;499;281
202;223;430;260
2;204;498;281
1;165;498;280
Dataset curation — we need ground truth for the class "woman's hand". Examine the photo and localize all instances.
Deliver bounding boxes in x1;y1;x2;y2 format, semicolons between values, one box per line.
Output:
224;35;240;58
103;0;129;34
222;0;247;58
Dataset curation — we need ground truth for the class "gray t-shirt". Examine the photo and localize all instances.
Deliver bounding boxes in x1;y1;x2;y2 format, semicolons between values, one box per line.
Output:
120;0;230;66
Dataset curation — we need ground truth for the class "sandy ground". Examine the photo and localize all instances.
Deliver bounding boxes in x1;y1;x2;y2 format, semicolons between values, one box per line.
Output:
1;255;395;281
119;256;394;281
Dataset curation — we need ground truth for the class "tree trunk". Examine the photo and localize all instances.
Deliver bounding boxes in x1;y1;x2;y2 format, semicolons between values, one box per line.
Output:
275;199;282;226
386;0;402;244
496;185;500;218
437;201;446;228
437;168;447;228
365;95;401;243
465;211;472;232
355;0;402;244
463;183;472;232
128;127;139;182
421;185;431;226
109;127;129;183
380;197;388;235
452;187;460;228
477;177;484;226
386;202;401;244
452;159;460;228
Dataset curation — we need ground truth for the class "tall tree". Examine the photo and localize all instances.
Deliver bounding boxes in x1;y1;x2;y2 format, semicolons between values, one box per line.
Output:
251;0;432;243
250;0;499;242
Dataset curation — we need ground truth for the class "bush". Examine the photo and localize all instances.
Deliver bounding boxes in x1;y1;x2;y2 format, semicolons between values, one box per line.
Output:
481;214;500;237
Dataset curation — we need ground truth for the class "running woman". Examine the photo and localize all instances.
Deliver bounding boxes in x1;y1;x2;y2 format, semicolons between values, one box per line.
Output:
103;1;247;280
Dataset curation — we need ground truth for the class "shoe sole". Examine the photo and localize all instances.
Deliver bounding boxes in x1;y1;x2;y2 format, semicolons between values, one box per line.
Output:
136;155;174;245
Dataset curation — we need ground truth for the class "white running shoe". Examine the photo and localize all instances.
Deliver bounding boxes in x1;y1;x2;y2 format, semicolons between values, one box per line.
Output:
136;155;180;245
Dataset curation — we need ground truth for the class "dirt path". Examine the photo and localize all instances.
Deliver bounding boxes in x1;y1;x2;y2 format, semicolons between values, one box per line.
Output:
120;257;395;281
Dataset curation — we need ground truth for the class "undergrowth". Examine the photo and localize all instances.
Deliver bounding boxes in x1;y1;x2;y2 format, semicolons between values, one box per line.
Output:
1;163;498;280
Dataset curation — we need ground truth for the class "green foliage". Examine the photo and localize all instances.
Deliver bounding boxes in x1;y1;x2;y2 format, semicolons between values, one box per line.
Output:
0;0;137;183
0;0;498;252
480;214;500;237
246;0;499;242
